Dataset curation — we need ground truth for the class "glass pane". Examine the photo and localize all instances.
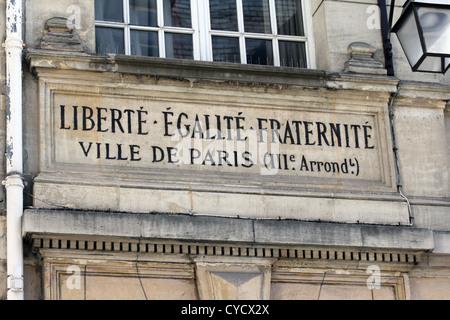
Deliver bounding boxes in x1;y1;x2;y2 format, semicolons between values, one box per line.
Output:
417;7;450;54
246;38;273;65
279;41;306;68
130;0;158;26
210;0;238;31
164;0;191;28
95;0;124;22
212;36;241;63
417;56;443;73
130;30;159;56
165;33;193;59
276;0;304;36
396;11;423;68
96;27;125;54
243;0;271;34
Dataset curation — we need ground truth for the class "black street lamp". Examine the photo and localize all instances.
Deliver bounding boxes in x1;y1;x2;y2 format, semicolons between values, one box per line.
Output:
379;0;450;75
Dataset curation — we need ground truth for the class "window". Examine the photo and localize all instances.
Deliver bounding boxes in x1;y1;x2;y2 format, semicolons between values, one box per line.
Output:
95;0;195;59
95;0;314;68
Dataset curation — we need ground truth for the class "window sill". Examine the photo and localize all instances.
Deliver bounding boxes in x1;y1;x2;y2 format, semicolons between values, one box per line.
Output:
26;49;399;92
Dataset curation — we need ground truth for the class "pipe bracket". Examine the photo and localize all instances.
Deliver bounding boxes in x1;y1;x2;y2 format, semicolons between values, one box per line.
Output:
2;174;25;189
7;275;24;293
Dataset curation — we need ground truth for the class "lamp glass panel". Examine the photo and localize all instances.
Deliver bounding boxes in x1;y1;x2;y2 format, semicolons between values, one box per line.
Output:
417;7;450;54
396;9;424;67
416;55;442;72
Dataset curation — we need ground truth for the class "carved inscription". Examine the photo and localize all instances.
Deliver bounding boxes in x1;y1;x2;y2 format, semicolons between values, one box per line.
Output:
53;94;383;181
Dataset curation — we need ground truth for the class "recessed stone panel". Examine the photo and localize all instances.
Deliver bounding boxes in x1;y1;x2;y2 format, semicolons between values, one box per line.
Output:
50;90;389;186
31;67;406;224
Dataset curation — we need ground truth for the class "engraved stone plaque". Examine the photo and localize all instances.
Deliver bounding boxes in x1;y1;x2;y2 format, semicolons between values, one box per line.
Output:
33;77;407;224
51;90;391;189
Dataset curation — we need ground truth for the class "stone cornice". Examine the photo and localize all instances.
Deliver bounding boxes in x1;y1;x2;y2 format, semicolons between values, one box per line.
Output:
25;49;450;110
395;80;450;108
23;209;434;255
25;49;400;93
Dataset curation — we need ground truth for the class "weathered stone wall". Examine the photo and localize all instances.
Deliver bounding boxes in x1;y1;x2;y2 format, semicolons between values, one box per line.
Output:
0;0;448;300
24;0;95;53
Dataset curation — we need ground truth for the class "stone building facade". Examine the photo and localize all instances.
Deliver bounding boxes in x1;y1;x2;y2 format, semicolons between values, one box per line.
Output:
0;0;449;300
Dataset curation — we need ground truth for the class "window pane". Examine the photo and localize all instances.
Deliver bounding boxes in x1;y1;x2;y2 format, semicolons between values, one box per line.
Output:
130;30;159;57
96;27;125;54
279;40;306;68
165;33;193;59
210;0;238;31
243;0;271;34
130;0;158;26
164;0;191;28
212;36;241;63
246;38;273;65
276;0;304;36
95;0;124;22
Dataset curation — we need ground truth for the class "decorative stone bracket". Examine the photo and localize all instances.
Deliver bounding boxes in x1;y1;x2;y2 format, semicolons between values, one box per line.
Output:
344;42;387;75
195;261;272;300
38;17;84;52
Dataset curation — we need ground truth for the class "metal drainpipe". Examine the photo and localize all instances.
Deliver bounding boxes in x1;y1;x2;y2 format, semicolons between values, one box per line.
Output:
3;0;24;300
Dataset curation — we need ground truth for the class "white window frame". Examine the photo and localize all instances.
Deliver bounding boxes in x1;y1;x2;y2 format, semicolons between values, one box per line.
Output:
95;0;316;68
